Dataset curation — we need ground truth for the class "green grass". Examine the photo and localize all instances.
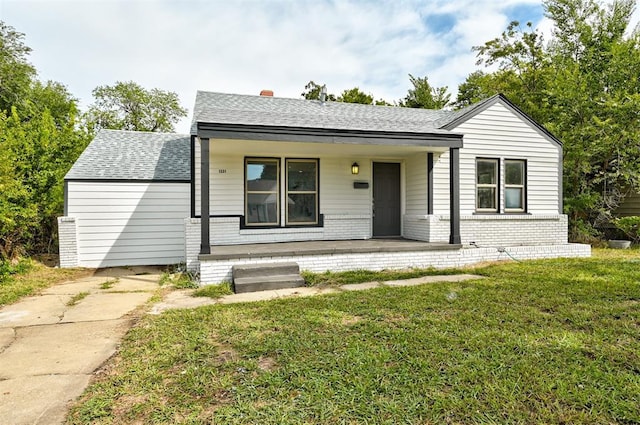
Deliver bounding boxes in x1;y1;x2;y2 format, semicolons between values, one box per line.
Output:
192;282;233;298
99;278;119;290
302;266;467;286
0;260;92;306
159;271;198;289
67;249;640;424
66;291;89;306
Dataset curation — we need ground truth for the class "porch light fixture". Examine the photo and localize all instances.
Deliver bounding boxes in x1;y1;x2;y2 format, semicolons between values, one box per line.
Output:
351;162;359;175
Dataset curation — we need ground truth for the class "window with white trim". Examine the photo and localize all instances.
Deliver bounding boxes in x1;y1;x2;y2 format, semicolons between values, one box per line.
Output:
245;158;280;225
476;158;498;212
505;159;526;212
286;159;318;225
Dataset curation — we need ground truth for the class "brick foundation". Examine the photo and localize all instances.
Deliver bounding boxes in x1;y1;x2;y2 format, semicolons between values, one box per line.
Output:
199;243;591;285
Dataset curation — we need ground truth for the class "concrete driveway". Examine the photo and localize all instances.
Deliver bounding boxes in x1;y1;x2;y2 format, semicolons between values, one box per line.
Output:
0;266;163;425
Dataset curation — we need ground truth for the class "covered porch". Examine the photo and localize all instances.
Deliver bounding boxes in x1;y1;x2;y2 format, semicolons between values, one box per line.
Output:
195;125;465;254
190;91;467;285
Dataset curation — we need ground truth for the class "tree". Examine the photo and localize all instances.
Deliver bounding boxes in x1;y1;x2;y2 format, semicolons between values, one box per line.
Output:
86;81;187;132
465;20;551;122
337;87;373;104
454;71;497;109
24;81;79;129
400;74;451;109
0;21;36;113
301;81;336;101
0;103;90;259
0;22;91;260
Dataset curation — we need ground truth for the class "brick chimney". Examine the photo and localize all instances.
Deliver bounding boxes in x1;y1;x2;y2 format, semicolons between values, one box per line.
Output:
260;90;274;97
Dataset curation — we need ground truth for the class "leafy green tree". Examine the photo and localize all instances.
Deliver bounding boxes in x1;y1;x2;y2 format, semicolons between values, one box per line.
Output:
302;81;390;105
454;71;496;109
0;21;36;113
400;74;451;109
0;104;89;259
468;20;551;122
87;81;187;132
24;81;79;129
337;87;374;104
373;99;392;106
0;21;91;259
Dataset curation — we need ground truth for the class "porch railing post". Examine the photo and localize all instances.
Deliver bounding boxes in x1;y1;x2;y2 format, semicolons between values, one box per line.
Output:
449;147;461;244
200;137;211;255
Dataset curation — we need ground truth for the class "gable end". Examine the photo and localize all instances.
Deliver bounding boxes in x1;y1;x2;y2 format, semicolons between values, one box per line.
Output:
440;94;562;148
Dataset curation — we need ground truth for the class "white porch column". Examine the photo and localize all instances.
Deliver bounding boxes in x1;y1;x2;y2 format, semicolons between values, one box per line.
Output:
449;147;461;244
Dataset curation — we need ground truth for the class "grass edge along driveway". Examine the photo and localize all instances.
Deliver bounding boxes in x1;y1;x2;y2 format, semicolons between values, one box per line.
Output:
67;249;640;424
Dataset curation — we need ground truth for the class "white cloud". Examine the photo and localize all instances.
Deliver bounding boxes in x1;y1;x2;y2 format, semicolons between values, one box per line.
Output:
2;0;550;133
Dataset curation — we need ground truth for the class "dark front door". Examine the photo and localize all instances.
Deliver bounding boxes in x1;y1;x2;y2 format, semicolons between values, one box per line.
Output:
373;162;401;237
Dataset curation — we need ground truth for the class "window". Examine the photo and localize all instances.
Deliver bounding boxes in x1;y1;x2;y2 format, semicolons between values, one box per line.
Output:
245;158;279;225
286;159;318;225
505;160;526;211
476;159;498;212
244;158;319;227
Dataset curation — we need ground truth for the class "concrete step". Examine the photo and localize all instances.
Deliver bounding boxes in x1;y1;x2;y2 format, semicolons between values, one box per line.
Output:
232;262;304;293
232;262;300;279
233;274;305;293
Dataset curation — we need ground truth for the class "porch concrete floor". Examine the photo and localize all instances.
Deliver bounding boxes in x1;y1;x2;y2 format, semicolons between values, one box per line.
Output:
200;239;462;261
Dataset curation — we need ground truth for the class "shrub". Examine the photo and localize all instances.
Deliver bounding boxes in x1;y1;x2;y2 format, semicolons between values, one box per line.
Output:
0;258;32;283
613;216;640;243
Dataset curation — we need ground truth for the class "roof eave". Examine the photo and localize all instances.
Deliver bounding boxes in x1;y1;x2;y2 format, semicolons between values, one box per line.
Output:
196;122;463;148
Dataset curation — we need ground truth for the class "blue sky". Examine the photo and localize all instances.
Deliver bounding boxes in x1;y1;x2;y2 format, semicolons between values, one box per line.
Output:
1;0;636;133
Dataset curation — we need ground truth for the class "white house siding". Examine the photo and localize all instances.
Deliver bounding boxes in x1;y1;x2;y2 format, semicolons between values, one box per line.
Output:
66;182;190;267
404;154;427;215
403;154;429;240
194;146;375;245
434;101;561;216
321;157;371;216
616;190;640;217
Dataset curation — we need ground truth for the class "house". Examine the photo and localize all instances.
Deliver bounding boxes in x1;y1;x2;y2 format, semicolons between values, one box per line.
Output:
58;91;590;286
615;190;640;217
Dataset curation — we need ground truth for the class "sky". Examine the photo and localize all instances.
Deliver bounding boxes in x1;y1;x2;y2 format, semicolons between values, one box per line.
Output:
1;0;638;134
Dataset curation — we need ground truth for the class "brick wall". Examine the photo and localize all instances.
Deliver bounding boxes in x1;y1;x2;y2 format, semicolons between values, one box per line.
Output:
457;214;568;246
403;215;449;242
57;216;78;268
405;214;568;246
184;218;201;272
199;243;591;284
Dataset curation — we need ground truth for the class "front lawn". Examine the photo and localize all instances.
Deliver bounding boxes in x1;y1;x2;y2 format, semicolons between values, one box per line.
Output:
67;249;640;424
0;259;92;306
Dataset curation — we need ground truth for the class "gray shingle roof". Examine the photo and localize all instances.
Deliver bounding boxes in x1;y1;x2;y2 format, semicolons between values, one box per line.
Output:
65;129;191;181
191;91;456;135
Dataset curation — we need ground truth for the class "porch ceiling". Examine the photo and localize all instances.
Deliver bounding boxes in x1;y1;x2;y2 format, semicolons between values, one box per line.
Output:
209;138;450;157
